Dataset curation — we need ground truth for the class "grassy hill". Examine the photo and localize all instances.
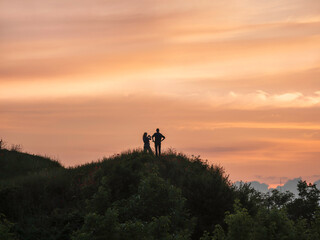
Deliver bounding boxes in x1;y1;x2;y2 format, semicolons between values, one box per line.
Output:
0;149;319;240
0;149;62;181
0;150;235;240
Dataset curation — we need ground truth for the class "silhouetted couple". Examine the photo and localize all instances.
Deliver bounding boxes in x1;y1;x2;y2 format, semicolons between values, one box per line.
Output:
143;128;165;156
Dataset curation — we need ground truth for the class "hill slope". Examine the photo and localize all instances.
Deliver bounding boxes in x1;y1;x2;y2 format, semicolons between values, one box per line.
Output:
0;149;62;181
1;150;319;240
0;150;235;240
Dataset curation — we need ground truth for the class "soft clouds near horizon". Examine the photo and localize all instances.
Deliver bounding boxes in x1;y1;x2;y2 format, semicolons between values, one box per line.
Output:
1;0;320;185
236;177;320;195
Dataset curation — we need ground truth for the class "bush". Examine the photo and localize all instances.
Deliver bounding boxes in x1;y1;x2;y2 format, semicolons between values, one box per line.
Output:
10;144;22;152
0;214;17;240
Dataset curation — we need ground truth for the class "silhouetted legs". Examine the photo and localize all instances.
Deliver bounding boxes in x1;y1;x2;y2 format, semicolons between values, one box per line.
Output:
144;145;153;154
155;144;161;156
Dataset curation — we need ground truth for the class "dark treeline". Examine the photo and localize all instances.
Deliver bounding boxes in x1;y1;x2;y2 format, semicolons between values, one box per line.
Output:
0;148;319;240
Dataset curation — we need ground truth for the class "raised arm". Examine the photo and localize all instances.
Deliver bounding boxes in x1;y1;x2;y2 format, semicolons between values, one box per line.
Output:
161;135;166;141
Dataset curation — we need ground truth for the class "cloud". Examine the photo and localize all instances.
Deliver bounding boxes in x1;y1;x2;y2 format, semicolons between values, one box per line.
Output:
185;67;320;95
235;181;269;193
1;0;320;82
2;94;320;167
182;141;278;155
2;74;320;111
236;177;320;195
254;175;289;182
274;178;301;196
220;91;320;109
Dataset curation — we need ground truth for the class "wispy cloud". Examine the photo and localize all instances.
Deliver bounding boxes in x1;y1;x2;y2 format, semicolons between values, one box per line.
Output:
220;91;320;109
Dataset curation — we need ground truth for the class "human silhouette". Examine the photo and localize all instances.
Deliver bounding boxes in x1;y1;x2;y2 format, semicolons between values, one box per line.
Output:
143;132;153;154
152;128;165;156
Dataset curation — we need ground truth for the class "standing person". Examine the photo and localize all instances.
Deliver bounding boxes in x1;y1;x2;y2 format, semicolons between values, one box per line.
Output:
152;128;165;156
143;132;152;154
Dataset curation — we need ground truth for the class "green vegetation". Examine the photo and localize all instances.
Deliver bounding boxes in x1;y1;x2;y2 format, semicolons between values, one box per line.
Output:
0;149;319;240
0;149;62;181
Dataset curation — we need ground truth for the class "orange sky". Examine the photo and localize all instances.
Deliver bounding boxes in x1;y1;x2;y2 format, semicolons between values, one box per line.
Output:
1;0;320;186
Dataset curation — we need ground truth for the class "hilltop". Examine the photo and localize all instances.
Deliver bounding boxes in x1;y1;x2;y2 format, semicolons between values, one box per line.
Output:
0;149;319;240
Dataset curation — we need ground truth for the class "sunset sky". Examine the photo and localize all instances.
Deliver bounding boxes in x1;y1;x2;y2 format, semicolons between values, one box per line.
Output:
1;0;320;187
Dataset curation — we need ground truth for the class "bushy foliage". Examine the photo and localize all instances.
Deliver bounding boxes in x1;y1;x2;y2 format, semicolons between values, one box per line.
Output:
1;149;319;239
287;180;320;223
205;180;320;240
0;214;17;240
73;172;195;240
0;149;234;240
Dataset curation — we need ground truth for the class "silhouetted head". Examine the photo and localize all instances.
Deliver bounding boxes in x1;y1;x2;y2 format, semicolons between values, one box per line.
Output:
143;132;147;137
156;128;159;133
